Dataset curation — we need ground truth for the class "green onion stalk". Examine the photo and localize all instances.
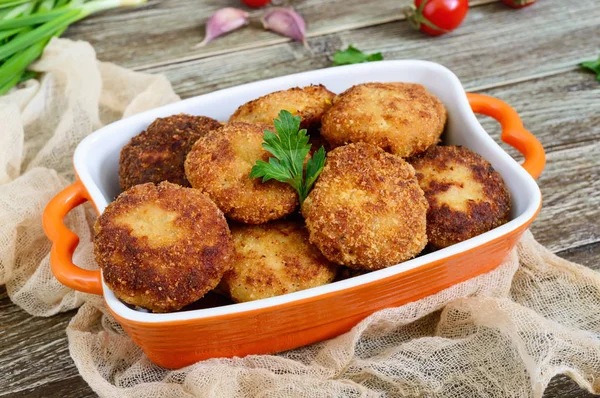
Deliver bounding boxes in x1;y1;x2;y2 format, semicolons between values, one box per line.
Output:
0;0;146;95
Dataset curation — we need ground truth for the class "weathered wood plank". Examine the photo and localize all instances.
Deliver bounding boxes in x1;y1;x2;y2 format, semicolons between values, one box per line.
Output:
1;139;597;396
531;143;600;251
555;242;600;272
531;142;600;253
3;63;599;398
0;287;85;396
63;0;496;70
143;0;598;99
475;72;600;253
3;235;599;397
475;71;600;156
9;374;96;398
544;374;600;398
2;2;598;397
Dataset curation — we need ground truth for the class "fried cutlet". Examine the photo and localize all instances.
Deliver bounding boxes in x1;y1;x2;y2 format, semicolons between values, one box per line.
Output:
119;114;222;191
410;145;511;249
302;143;428;270
321;83;447;158
184;122;298;224
94;182;234;312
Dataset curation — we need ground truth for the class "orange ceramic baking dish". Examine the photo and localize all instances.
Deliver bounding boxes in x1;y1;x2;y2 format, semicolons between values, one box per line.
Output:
43;61;545;369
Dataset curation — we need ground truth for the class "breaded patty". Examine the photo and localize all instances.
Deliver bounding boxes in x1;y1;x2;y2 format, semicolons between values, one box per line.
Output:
119;114;222;191
410;146;511;250
321;83;447;158
184;122;298;224
94;182;234;313
220;221;338;303
229;85;335;129
302;143;428;270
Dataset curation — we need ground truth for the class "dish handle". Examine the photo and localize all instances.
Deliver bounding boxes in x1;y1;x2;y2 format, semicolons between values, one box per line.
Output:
42;180;103;295
467;93;545;179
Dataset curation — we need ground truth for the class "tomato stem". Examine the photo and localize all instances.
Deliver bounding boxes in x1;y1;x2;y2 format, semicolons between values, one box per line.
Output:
403;0;451;34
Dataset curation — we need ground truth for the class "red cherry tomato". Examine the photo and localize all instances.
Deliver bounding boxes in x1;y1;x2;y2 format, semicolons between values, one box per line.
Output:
501;0;535;8
241;0;271;7
406;0;469;36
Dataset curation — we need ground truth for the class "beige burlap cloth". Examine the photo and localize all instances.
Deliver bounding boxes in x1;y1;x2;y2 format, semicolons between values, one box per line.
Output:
1;38;599;398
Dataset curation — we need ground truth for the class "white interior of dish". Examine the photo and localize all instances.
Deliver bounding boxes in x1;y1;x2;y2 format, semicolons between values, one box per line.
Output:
74;60;541;323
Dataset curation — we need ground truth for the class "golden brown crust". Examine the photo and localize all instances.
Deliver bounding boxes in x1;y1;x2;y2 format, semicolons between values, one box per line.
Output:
302;143;428;270
409;145;511;250
320;83;447;158
93;182;234;313
119;114;222;191
229;85;335;129
184;122;298;224
220;221;338;303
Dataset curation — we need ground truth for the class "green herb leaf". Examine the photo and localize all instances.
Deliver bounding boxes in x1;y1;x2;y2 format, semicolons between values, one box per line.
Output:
332;45;383;66
305;146;326;192
249;158;293;184
250;110;327;206
580;56;600;82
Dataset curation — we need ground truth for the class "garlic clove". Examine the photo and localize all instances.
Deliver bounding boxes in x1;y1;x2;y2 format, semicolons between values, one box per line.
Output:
196;8;249;48
261;8;308;48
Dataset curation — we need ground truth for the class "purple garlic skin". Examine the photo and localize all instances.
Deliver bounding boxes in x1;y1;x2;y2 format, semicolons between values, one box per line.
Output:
197;7;249;47
261;8;307;47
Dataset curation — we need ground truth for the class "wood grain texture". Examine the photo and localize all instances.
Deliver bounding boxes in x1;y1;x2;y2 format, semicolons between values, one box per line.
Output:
2;0;599;396
141;0;600;99
0;287;92;397
543;374;600;398
556;242;600;271
2;139;597;397
532;142;600;253
475;71;600;253
63;0;496;70
2;237;598;398
476;71;600;154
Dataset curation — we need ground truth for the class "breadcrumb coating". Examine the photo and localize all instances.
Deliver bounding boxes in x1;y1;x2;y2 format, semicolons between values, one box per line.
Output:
302;143;428;270
94;182;234;313
410;145;511;249
119;114;222;190
184;122;298;224
321;83;447;158
220;221;338;303
229;85;335;129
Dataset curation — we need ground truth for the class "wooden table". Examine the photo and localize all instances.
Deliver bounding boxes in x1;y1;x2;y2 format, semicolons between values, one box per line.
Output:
1;0;599;396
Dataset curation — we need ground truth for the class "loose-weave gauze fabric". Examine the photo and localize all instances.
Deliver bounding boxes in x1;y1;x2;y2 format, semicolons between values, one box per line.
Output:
1;38;599;398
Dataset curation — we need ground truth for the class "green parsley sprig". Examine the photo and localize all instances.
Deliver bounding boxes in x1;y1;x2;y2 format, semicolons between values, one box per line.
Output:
249;110;326;206
332;45;383;66
580;56;600;82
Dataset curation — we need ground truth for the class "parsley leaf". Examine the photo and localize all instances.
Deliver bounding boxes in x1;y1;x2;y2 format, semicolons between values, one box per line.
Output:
305;146;326;193
332;45;384;66
580;56;600;82
249;110;326;206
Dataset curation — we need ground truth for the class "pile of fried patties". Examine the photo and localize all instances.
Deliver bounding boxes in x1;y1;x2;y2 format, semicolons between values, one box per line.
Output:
94;83;511;313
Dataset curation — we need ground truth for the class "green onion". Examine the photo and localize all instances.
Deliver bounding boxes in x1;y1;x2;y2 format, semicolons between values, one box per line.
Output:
37;0;56;12
0;0;147;95
0;28;22;41
0;37;49;88
0;67;22;94
1;3;32;19
0;8;72;30
0;9;79;61
18;69;36;81
0;1;35;11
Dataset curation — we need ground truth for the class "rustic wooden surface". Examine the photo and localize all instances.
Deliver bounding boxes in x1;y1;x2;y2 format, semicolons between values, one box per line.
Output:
1;0;599;396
